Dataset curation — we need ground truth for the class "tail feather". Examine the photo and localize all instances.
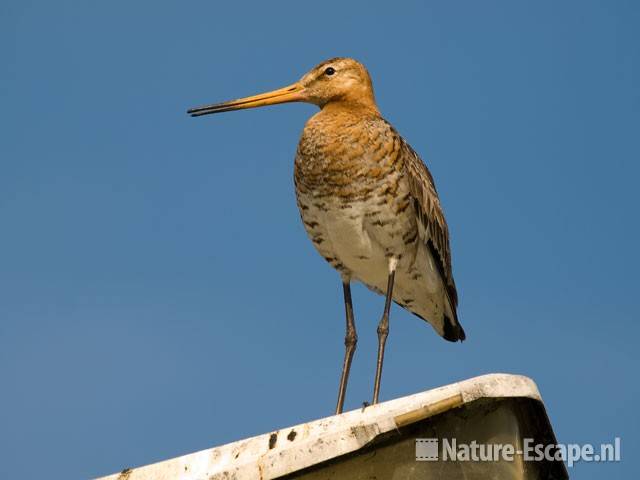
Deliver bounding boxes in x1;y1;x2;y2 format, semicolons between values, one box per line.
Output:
442;314;466;342
442;284;465;342
409;308;465;342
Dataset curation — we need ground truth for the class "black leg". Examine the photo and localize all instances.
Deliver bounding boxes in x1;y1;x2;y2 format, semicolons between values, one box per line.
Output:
372;269;396;405
335;281;357;414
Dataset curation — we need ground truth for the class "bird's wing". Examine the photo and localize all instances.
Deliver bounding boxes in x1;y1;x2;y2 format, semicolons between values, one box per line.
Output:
399;136;459;311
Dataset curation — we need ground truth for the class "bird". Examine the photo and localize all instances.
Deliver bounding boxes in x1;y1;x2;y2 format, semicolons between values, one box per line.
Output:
188;57;465;414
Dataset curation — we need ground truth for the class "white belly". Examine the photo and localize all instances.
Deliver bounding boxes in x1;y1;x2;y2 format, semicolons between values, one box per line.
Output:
321;202;391;290
298;195;449;336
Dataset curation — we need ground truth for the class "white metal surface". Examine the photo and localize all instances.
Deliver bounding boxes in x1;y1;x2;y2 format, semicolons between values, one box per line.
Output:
98;373;541;480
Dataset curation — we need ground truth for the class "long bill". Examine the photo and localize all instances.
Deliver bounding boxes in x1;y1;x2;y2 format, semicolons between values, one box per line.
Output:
187;83;305;117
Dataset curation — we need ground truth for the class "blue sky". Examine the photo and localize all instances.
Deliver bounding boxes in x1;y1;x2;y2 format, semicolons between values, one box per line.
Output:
1;1;638;478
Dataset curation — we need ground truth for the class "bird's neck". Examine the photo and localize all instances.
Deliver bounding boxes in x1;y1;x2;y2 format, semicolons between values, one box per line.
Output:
320;98;380;118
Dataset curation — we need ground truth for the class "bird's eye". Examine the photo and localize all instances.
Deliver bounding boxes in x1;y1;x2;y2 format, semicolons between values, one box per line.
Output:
324;67;336;76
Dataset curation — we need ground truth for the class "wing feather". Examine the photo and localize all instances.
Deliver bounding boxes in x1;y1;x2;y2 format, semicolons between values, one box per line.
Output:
398;136;459;314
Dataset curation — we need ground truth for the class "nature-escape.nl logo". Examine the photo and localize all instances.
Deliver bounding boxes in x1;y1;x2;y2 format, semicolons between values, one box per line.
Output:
415;437;621;468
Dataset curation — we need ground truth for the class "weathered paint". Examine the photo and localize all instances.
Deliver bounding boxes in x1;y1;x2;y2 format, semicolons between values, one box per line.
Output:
97;374;542;480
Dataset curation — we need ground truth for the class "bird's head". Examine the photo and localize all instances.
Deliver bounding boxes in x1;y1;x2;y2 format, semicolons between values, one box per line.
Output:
188;57;378;117
298;57;377;109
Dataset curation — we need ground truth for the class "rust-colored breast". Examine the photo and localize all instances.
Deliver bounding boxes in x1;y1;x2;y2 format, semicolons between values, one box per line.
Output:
294;109;402;203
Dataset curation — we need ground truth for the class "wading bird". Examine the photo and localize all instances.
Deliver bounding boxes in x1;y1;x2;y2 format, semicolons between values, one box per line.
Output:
188;58;465;414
